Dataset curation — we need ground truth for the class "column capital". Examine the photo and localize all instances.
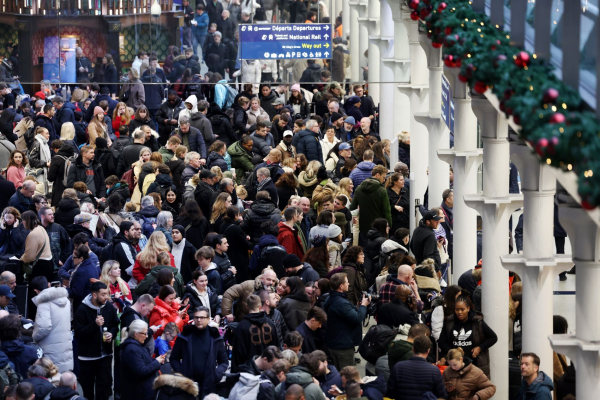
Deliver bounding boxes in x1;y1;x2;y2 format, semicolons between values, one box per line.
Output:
549;334;600;374
510;143;557;193
437;149;483;171
414;112;445;130
500;254;573;277
559;206;600;263
419;34;443;68
464;194;524;223
444;68;471;100
471;96;509;140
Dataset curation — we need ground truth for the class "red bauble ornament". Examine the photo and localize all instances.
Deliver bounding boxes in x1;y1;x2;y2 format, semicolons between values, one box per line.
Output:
420;6;432;19
549;113;566;124
432;42;442;48
515;51;530;67
437;2;447;12
504;88;514;100
535;138;549;156
410;11;420;20
582;200;597;211
499;101;506;112
458;74;468;83
444;55;461;68
543;88;559;104
444;27;453;35
465;64;474;77
474;81;487;94
409;0;420;9
513;115;521;125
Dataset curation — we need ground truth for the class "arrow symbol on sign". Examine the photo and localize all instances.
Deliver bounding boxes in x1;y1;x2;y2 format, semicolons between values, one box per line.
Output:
324;43;330;48
324;33;329;39
324;51;329;57
324;25;330;30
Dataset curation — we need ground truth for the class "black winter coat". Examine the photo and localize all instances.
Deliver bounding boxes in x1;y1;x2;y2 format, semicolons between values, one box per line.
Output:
397;142;410;169
96;147;117;180
34;114;58;142
220;219;254;283
118;142;146;176
171;126;207;158
206;151;228;172
242;199;281;244
181;284;222;318
277;292;311;331
194;181;216;219
174;215;209;250
208;107;237;147
377;298;419;329
102;64;118;95
0;176;16;212
213;251;236;293
293;129;324;164
409;221;441;271
0;223;28;258
156;97;185;140
67;156;107;198
54;198;80;228
120;338;162;400
73;296;119;358
232;103;253;139
47;145;75;206
365;229;386;272
231;312;281;372
387;356;446;400
388;187;409;233
165;158;186;194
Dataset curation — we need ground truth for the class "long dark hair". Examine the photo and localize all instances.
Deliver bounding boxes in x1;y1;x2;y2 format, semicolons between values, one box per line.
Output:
179;199;204;224
443;285;462;317
371;218;389;239
304;246;330;273
135;105;152;122
286;276;306;297
21;210;40;230
223;205;240;222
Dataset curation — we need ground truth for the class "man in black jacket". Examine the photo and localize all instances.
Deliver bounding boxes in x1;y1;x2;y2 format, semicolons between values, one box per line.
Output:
156;91;185;146
205;0;224;25
117;128;147;176
194;169;217;219
409;211;442;272
231;294;281;373
386;336;446;399
73;281;119;400
377;285;419;329
104;221;141;281
181;0;194;50
39;206;71;271
34;104;58;142
209;234;236;294
295;306;327;354
67;146;107;199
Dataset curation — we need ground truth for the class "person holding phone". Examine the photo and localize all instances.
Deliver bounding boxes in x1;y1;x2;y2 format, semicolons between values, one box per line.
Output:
121;319;166;400
148;284;190;339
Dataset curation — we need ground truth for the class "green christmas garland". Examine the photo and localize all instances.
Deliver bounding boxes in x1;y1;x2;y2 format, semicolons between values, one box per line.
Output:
406;0;600;209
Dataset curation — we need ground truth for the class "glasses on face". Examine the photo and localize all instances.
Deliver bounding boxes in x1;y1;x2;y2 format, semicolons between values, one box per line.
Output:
138;331;148;336
194;316;209;320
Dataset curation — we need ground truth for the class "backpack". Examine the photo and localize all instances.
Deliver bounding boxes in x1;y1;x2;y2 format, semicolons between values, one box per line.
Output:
229;373;271;400
58;155;77;187
259;244;287;277
224;85;239;109
358;324;398;364
0;362;21;396
135;214;157;238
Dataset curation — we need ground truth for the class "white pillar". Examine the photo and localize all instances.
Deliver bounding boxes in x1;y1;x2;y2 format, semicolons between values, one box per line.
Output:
438;70;480;279
366;0;381;104
414;38;449;209
551;205;600;400
398;17;429;235
349;1;361;82
465;98;522;400
342;0;350;39
391;7;411;135
377;0;394;140
358;11;369;71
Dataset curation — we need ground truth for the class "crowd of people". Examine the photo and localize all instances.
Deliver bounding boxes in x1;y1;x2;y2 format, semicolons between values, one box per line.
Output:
0;1;574;400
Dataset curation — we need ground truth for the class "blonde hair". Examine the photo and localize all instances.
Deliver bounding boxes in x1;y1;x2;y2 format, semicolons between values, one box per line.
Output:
236;185;248;200
337;178;353;198
282;157;296;168
60;122;75;141
100;260;130;296
211;192;231;224
125;202;137;212
71;88;84;102
303;160;322;179
398;131;410;143
62;188;79;201
210;166;223;182
282;349;298;366
113;102;133;123
136;231;171;270
36;357;59;378
447;347;465;361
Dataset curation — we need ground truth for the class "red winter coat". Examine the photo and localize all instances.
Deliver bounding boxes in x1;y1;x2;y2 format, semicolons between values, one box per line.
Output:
148;297;189;339
277;221;305;259
132;253;176;283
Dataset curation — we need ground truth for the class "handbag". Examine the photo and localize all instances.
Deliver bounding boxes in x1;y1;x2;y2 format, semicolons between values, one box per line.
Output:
25;164;44;178
22;242;46;277
120;89;131;103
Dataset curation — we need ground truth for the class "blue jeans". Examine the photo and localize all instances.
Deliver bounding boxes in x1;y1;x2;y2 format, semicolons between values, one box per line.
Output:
193;34;207;61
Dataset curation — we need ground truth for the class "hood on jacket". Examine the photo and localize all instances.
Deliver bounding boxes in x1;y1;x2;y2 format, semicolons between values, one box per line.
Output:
525;371;554;393
82;293;106;311
173;54;187;63
286;365;314;387
32;287;69;308
56;145;75;158
381;239;408;255
205;261;218;272
250;198;279;216
153;373;199;396
238;357;261;375
227;141;252;157
184;95;199;112
137;205;160;218
154;174;174;187
298;170;318;187
356;161;375;172
367;228;385;242
49;386;82;400
1;339;25;356
207;151;225;163
257;234;280;249
357;178;384;194
243;311;270;327
191;111;208;121
111;232;133;246
297;129;319;141
389;339;412;360
57;198;80;212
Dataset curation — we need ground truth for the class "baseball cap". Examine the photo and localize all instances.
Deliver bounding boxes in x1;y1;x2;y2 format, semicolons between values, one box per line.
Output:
339;143;351;151
200;170;217;179
283;130;293;137
74;214;92;224
272;97;285;106
422;210;443;221
344;116;355;125
262;120;273;128
0;285;15;298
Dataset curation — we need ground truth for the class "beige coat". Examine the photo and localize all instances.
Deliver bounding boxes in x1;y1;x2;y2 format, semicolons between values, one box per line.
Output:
442;362;497;400
21;226;52;263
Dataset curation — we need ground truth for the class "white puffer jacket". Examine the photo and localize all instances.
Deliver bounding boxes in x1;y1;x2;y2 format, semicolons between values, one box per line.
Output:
32;287;74;373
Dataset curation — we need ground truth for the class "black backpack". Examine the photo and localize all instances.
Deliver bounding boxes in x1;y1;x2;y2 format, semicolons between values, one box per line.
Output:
23;124;36;149
358;324;398;364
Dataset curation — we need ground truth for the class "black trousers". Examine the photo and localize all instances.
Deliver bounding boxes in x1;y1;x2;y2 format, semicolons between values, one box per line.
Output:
79;356;113;400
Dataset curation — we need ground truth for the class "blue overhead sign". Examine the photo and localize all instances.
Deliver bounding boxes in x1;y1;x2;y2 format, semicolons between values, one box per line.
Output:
239;23;333;60
441;75;455;132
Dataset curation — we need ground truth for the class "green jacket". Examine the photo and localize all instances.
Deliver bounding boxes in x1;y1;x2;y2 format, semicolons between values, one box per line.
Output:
227;141;254;183
349;178;392;232
158;147;175;162
388;339;413;369
275;366;326;400
135;265;185;297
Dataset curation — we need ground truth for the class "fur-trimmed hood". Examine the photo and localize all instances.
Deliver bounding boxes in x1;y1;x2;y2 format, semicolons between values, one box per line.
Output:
414;260;441;292
153;373;199;396
132;126;159;139
32;287;69;307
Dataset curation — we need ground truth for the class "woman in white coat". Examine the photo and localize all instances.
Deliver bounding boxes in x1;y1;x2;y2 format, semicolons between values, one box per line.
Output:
31;277;74;373
233;59;262;87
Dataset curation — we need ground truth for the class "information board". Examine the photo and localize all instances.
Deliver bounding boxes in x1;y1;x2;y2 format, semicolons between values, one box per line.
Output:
239;23;333;60
441;75;455;132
